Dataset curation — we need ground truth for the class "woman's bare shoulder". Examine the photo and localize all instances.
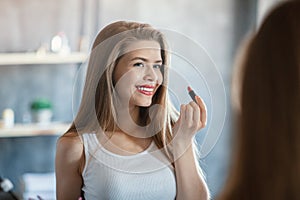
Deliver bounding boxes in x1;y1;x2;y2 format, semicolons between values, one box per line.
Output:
56;131;83;161
55;131;85;198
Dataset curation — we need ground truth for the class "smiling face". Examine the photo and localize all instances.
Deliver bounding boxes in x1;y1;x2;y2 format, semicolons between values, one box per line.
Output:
113;40;163;108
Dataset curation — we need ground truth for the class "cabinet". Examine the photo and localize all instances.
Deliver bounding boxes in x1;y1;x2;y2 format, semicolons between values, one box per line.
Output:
0;52;88;137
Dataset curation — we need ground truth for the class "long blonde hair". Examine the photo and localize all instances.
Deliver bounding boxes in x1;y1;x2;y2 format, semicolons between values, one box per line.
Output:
67;21;178;157
219;1;300;199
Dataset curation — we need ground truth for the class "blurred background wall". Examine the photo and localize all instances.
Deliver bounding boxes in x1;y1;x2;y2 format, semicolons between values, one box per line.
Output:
0;0;282;198
0;0;93;197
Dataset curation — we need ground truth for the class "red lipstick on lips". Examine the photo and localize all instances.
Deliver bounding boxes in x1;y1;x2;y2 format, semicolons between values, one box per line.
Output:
136;85;156;96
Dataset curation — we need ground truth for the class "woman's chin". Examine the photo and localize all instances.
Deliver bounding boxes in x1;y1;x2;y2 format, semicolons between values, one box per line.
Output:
138;102;152;107
129;95;153;107
135;99;152;107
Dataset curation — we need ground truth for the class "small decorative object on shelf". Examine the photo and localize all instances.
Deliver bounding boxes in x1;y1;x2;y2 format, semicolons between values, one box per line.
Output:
50;31;71;55
1;108;15;128
30;98;53;125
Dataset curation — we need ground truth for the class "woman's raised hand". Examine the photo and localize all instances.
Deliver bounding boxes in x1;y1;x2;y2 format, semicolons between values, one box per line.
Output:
172;95;207;147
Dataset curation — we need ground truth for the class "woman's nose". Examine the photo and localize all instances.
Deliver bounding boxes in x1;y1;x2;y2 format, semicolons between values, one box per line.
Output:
143;65;158;81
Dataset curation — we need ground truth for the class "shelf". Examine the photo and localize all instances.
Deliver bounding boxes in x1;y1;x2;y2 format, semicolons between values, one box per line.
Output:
0;122;70;138
0;52;88;65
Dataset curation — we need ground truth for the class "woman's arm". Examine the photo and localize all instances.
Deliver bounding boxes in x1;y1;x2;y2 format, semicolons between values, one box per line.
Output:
55;133;84;200
174;142;209;200
173;96;210;200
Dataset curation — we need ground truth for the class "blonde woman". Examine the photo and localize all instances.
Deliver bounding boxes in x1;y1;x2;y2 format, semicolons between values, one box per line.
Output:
55;21;209;200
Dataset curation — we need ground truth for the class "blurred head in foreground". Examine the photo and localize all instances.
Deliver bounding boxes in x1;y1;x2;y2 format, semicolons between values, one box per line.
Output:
220;1;300;199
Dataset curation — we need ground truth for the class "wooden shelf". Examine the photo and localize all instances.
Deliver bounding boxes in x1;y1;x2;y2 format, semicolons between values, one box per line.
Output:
0;52;82;137
0;123;70;138
0;52;88;65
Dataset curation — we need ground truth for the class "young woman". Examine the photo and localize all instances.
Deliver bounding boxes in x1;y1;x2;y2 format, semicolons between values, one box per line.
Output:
56;21;209;200
218;1;300;199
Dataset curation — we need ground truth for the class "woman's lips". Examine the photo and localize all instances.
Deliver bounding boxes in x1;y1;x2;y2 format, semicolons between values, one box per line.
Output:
136;85;156;96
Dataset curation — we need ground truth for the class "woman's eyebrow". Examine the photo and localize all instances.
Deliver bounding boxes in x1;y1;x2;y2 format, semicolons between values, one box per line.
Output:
130;57;162;63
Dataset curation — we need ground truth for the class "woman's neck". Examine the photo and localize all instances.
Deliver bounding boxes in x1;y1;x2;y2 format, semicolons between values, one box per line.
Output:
116;104;141;130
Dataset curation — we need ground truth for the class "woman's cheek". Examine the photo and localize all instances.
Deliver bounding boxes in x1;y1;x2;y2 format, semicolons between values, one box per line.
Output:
157;71;163;85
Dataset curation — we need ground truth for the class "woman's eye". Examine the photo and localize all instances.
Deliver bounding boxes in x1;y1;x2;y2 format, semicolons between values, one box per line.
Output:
133;62;144;67
153;64;162;69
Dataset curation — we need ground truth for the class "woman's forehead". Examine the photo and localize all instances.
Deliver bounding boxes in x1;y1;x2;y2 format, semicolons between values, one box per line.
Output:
124;40;161;53
119;40;162;62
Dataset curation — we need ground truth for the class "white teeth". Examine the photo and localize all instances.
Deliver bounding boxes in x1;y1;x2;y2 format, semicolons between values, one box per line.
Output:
137;86;154;92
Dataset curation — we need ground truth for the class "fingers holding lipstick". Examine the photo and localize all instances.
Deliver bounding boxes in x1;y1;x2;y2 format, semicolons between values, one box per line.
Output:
178;100;204;131
172;91;207;146
190;100;201;128
173;99;207;146
195;95;207;128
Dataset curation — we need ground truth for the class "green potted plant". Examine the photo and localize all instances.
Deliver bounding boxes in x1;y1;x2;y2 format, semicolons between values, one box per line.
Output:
30;98;53;124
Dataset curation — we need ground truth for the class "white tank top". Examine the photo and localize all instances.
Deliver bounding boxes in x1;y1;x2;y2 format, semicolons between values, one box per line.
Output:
81;133;177;200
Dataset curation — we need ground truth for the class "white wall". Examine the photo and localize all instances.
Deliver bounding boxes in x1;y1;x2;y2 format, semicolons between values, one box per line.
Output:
99;0;235;79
